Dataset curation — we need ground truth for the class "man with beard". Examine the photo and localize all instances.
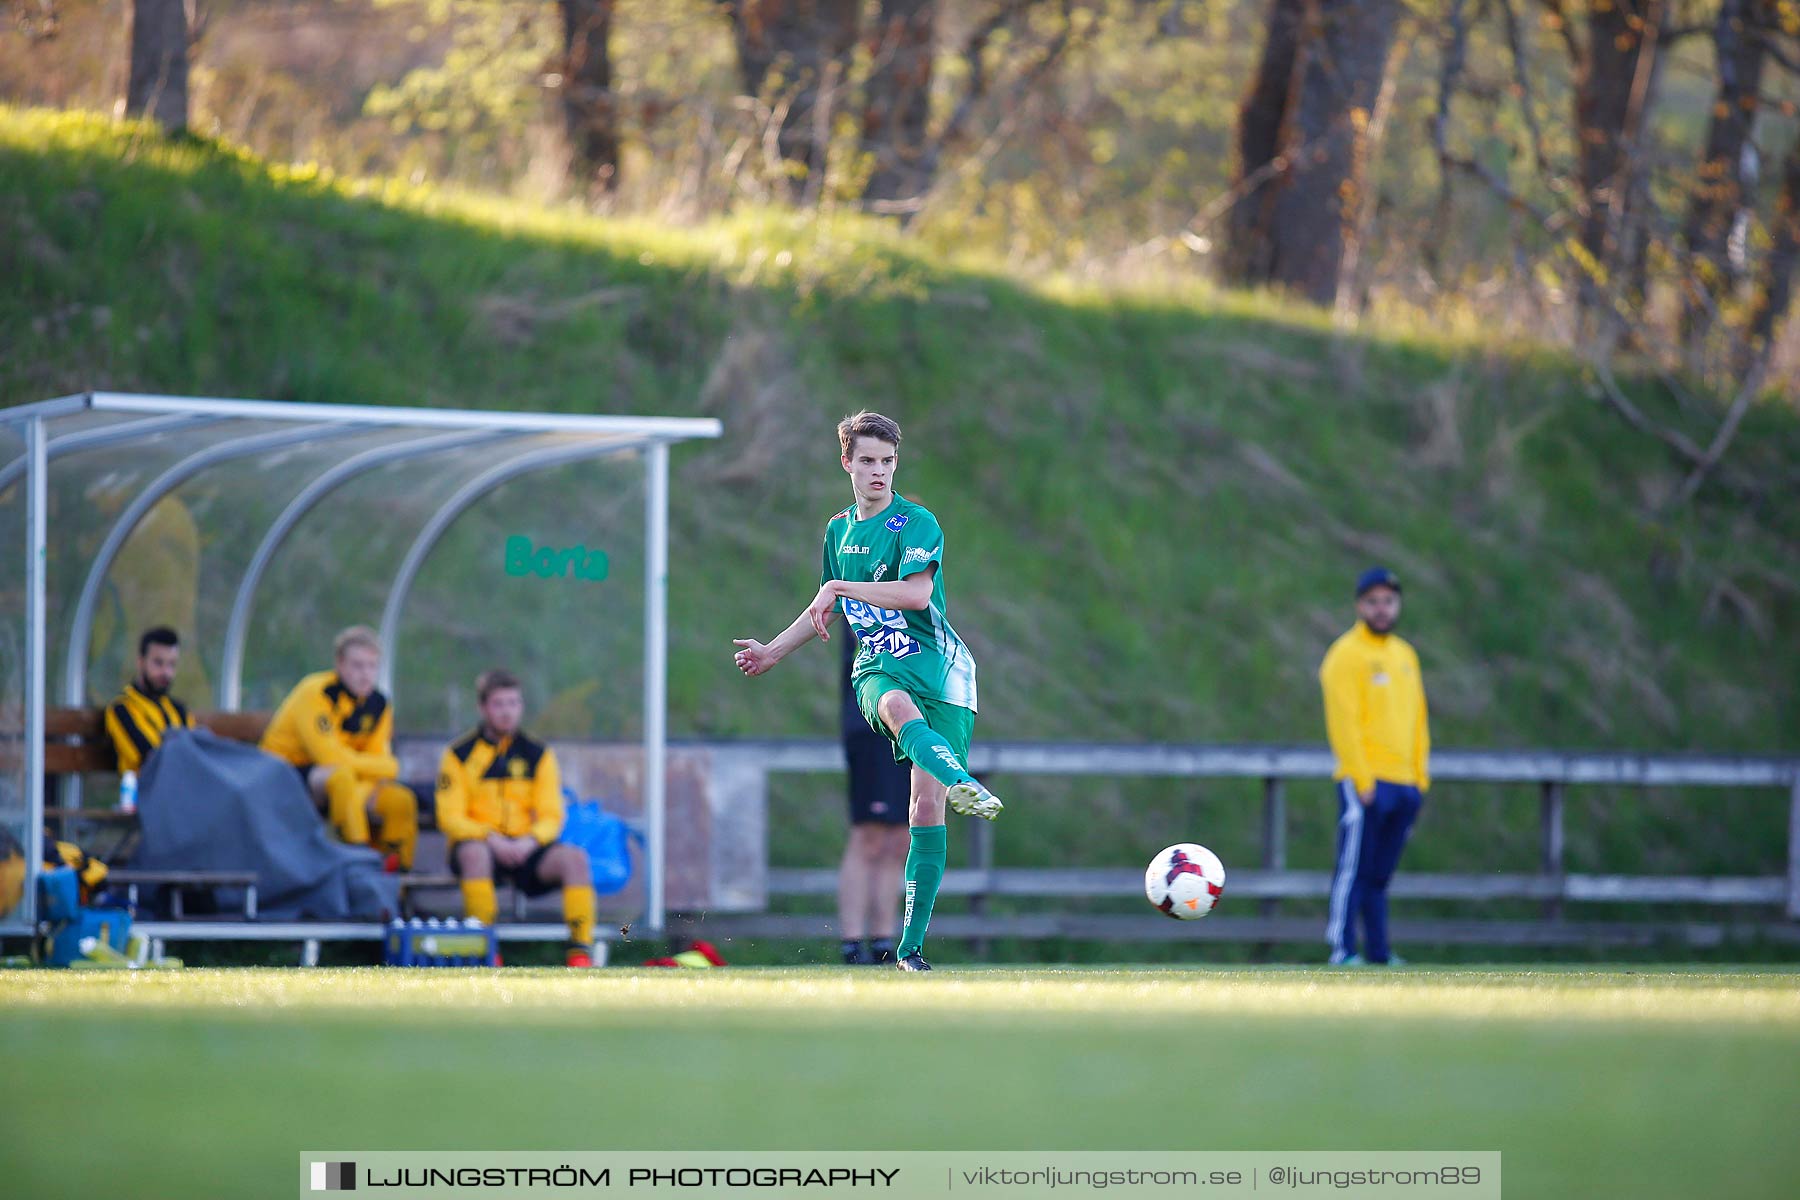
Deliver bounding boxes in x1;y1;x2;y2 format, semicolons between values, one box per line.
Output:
1321;568;1431;966
104;626;195;774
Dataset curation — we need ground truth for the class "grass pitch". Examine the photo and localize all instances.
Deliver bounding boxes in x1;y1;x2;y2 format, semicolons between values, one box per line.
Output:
1;964;1796;1199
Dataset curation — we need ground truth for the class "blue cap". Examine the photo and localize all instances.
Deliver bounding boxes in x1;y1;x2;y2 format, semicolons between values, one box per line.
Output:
1355;566;1402;598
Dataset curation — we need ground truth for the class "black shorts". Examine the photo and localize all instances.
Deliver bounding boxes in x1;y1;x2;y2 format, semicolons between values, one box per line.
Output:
448;838;561;897
845;730;910;826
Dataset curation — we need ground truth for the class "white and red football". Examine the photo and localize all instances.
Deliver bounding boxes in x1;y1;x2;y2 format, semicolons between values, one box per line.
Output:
1144;843;1227;920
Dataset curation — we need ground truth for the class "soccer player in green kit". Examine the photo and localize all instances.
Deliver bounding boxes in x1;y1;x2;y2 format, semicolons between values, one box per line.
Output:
733;411;1002;972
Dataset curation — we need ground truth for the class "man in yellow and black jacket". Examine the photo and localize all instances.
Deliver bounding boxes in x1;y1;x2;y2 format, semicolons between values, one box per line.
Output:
1320;567;1430;967
104;626;195;774
260;626;417;871
437;668;596;968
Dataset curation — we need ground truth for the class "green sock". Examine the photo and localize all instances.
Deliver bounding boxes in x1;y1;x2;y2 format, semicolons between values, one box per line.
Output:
896;824;947;960
897;719;975;789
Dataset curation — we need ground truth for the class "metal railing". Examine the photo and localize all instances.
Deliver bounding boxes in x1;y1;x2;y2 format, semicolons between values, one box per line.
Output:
689;740;1800;948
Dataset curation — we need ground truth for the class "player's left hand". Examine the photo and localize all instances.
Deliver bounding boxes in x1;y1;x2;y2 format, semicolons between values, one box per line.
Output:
806;582;840;640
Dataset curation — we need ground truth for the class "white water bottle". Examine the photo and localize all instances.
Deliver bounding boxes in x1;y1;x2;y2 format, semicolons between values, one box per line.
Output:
118;770;138;813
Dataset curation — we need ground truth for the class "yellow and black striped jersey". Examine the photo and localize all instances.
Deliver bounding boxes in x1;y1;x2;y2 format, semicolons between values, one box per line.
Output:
104;682;195;773
435;729;562;844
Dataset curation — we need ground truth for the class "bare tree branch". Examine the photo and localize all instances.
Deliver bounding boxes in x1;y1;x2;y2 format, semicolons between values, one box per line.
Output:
917;0;1077;200
1675;356;1769;501
936;0;1039;152
1497;0;1550;172
1531;0;1584;66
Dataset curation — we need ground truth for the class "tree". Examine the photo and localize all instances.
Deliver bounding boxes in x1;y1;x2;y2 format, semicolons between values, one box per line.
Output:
1221;0;1307;284
555;0;621;197
859;0;935;208
1223;0;1403;306
1569;0;1671;309
725;0;861;202
1680;0;1772;353
125;0;191;133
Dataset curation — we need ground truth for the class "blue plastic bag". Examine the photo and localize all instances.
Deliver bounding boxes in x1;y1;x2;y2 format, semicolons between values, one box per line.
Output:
559;790;643;896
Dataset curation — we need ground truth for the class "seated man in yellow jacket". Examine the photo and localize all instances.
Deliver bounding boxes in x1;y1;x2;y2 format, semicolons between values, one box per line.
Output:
437;668;595;968
260;626;418;871
104;626;196;774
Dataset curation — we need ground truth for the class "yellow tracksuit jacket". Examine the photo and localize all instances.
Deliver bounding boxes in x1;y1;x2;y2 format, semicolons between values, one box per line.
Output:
1319;621;1431;797
104;681;195;773
260;671;400;781
435;729;563;846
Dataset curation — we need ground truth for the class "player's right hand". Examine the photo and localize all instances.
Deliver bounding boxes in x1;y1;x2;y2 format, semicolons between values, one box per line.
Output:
732;638;774;677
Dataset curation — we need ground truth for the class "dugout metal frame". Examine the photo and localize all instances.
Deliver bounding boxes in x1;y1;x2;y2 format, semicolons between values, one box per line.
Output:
0;392;721;936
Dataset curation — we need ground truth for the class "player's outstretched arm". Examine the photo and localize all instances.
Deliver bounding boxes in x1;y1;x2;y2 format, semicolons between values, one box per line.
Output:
733;609;840;677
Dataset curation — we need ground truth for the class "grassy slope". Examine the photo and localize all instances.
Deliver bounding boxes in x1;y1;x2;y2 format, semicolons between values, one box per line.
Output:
1;967;1798;1200
4;106;1799;889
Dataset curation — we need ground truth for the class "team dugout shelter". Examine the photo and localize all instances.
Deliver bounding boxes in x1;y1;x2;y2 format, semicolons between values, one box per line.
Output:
0;392;721;936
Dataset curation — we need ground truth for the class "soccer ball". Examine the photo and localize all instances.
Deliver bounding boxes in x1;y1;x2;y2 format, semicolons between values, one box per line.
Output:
1144;843;1226;920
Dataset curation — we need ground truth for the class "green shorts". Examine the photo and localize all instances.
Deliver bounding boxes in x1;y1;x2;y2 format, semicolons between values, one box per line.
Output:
852;671;976;768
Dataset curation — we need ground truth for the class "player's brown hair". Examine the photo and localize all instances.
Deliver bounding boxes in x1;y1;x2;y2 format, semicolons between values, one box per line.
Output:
838;411;903;458
476;668;522;704
332;625;382;660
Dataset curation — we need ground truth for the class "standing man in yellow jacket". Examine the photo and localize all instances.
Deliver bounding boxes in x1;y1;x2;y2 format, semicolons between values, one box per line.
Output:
260;626;418;871
1320;567;1430;966
436;669;596;968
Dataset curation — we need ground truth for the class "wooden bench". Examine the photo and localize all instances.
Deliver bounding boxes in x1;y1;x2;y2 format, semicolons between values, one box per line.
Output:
43;705;272;775
107;869;260;919
39;707;541;925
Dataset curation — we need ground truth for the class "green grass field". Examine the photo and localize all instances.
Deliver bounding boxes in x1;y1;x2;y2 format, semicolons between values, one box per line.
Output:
2;965;1796;1199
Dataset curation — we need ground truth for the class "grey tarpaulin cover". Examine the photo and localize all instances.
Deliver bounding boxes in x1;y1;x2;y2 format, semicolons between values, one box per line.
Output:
134;729;400;920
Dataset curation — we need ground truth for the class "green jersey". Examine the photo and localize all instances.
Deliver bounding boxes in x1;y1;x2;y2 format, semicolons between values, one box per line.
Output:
821;494;978;712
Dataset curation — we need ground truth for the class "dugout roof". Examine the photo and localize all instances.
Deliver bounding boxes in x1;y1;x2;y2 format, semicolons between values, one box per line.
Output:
1;391;722;934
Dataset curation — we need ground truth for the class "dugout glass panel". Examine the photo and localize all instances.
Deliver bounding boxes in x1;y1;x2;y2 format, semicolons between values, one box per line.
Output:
32;415;311;708
391;449;648;742
0;422;28;932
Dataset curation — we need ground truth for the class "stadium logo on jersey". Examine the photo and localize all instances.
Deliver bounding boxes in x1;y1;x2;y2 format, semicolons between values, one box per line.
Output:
841;544;871;554
885;514;909;531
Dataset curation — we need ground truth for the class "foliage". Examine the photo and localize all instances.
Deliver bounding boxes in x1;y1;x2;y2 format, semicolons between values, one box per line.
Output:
4;109;1799;896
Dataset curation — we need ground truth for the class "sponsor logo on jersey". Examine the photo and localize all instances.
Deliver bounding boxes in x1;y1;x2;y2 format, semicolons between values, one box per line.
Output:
885;513;909;531
841;544;871;554
902;546;935;565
